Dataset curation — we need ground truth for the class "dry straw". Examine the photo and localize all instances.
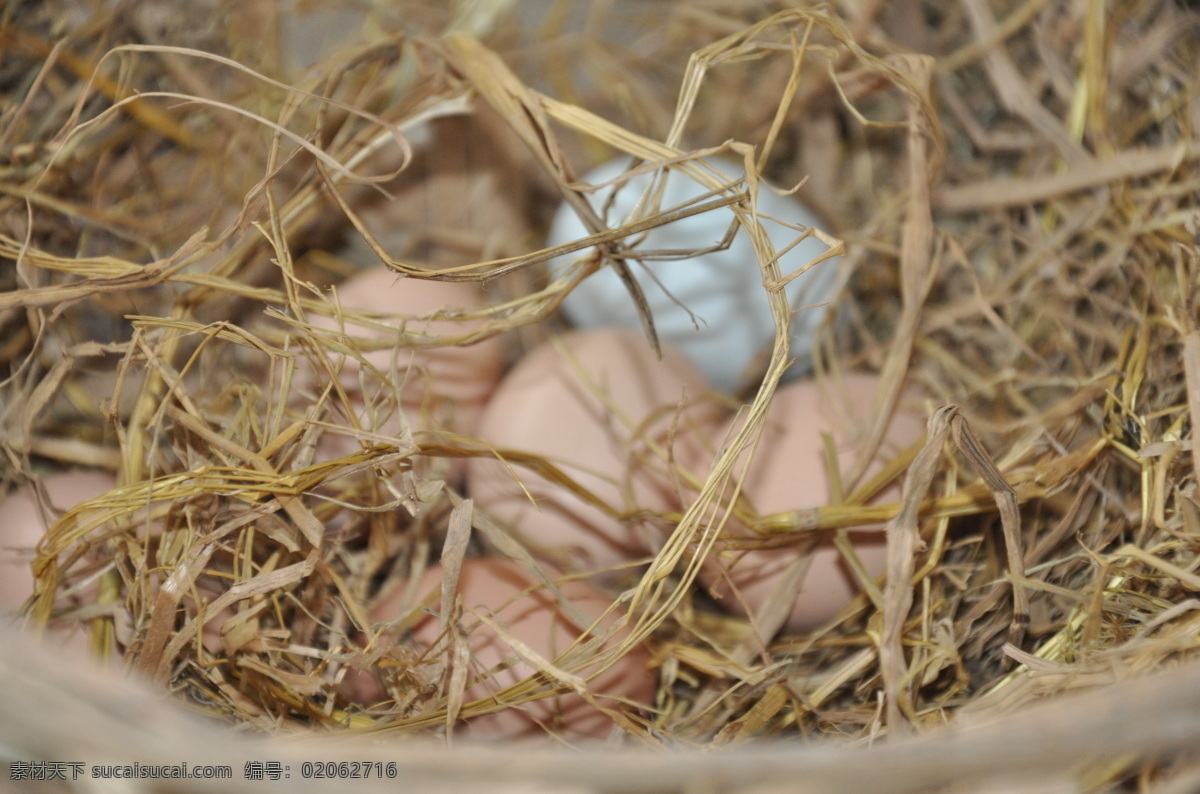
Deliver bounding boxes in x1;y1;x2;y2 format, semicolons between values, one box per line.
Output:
2;0;1200;790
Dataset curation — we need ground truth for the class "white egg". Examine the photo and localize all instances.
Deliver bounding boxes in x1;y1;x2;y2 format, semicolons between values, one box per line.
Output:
547;157;840;392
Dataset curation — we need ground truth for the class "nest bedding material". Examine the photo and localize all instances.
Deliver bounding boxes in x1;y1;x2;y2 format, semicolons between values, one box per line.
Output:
2;0;1200;789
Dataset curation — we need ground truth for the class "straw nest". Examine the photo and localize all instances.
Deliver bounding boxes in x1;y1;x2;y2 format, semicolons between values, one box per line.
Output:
3;0;1200;790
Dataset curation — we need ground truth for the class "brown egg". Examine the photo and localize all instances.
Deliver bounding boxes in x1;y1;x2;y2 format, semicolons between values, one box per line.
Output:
692;372;927;632
0;470;118;651
466;328;716;574
1;472;235;663
355;557;655;740
303;267;506;476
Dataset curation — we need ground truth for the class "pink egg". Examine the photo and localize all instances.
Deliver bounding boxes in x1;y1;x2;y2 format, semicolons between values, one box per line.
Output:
466;328;716;573
1;472;232;663
692;372;927;632
0;470;118;652
303;267;506;476
353;557;655;740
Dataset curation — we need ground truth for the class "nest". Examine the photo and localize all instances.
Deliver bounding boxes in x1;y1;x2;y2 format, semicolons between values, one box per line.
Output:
3;0;1200;790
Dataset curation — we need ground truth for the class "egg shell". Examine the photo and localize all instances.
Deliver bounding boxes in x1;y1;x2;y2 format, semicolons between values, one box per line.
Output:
548;157;840;392
467;328;716;573
692;372;927;632
303;267;506;476
358;557;655;740
1;472;237;662
0;470;118;652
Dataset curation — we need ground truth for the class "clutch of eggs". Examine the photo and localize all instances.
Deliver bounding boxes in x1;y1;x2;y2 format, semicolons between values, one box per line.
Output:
683;372;927;633
349;556;654;740
547;156;840;392
466;327;718;574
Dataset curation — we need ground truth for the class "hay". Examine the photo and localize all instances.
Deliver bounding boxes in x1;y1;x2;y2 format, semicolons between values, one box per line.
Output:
3;0;1200;789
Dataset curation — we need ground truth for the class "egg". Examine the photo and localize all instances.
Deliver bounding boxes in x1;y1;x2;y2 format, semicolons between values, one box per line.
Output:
1;471;238;662
690;372;927;632
466;328;716;574
0;469;118;650
547;156;840;392
353;557;655;740
303;267;506;476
